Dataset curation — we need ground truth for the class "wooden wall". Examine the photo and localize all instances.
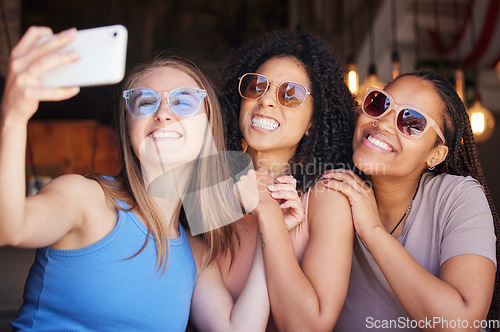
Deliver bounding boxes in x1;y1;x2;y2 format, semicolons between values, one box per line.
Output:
27;120;120;179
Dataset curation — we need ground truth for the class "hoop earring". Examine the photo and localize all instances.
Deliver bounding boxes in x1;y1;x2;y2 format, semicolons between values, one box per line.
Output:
427;165;435;171
373;120;379;127
241;138;248;153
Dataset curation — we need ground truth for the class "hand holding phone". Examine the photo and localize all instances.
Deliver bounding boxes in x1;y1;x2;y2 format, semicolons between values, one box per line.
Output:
39;25;128;88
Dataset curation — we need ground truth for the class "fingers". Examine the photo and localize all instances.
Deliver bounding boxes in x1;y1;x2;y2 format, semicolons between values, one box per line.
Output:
322;169;371;193
11;26;54;58
33;86;81;102
267;183;298;201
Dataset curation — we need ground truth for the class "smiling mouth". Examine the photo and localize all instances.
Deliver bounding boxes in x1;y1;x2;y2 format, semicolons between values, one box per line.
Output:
251;116;280;131
150;131;182;139
366;133;394;152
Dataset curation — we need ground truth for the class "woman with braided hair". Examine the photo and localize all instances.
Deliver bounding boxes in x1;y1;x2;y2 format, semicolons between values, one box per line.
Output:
322;70;499;331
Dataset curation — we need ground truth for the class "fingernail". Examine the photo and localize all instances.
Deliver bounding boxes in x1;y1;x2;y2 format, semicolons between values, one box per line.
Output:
323;180;329;184
267;185;275;190
270;192;278;197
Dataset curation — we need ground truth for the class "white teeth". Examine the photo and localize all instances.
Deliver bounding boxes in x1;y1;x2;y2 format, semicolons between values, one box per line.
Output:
251;117;279;130
367;135;392;151
151;131;181;139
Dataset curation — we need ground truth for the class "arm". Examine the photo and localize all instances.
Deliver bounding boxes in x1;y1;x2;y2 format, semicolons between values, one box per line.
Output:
0;26;84;247
258;173;354;331
323;169;495;331
190;237;269;332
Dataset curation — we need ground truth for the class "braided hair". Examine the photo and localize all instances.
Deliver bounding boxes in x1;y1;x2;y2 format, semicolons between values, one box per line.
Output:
396;70;499;329
218;30;356;193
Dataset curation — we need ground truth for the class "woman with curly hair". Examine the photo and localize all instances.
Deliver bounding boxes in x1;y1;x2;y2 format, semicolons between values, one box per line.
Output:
215;30;357;331
322;71;499;331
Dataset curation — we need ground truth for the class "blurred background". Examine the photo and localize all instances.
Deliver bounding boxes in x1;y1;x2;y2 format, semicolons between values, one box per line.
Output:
0;0;499;329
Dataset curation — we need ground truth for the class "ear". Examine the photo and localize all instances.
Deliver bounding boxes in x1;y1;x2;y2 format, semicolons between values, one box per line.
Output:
305;121;312;137
426;144;449;168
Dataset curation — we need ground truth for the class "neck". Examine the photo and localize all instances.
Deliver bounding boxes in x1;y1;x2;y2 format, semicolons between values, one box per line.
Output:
153;197;183;237
369;173;421;233
145;162;195;237
247;147;296;176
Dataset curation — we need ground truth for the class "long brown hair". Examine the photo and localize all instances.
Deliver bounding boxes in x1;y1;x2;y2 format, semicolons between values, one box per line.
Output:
394;70;499;330
88;54;240;272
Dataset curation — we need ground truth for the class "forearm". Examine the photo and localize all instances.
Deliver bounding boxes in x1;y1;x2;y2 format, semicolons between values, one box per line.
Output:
362;226;489;330
0;116;28;245
256;206;333;332
227;238;269;331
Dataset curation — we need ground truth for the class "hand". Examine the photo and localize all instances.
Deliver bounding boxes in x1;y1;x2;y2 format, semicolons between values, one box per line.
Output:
234;169;259;214
267;175;305;230
1;26;80;124
321;169;383;237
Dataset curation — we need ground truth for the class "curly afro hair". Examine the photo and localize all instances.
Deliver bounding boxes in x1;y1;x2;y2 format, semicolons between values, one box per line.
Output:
218;29;356;193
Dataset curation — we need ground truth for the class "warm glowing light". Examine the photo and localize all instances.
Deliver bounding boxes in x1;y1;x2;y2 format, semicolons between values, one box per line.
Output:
470;112;485;134
348;70;359;95
467;100;495;143
347;63;359;95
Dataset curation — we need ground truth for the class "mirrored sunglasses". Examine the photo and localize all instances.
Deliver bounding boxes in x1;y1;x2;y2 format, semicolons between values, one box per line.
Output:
238;73;311;109
123;87;207;118
362;87;446;143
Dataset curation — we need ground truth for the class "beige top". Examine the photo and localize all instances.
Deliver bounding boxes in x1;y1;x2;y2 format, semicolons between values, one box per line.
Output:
335;173;497;332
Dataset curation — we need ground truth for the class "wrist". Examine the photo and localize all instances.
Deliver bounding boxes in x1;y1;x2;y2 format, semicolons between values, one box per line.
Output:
251;200;280;218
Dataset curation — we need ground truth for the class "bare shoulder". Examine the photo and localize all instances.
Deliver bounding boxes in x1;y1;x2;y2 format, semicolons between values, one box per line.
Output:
305;181;352;230
308;181;350;209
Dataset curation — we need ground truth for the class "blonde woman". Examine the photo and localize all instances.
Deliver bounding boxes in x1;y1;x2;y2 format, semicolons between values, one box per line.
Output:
1;27;269;331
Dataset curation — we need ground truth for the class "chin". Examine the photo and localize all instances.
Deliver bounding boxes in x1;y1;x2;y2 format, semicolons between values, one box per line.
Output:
353;155;387;176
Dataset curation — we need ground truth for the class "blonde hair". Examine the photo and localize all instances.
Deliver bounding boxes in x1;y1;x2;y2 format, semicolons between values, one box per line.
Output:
88;54;239;272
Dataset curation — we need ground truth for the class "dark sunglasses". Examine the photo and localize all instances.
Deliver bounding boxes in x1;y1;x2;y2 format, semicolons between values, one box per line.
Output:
123;87;206;118
362;87;446;143
238;73;311;109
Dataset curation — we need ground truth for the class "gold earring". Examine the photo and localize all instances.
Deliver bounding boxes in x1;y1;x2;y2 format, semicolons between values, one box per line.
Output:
241;138;248;153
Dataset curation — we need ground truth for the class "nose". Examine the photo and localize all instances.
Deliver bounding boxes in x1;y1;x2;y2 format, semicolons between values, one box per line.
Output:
154;94;176;121
376;108;398;134
258;82;278;108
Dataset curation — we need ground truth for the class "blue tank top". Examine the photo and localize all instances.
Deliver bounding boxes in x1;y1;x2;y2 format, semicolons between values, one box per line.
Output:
11;200;197;331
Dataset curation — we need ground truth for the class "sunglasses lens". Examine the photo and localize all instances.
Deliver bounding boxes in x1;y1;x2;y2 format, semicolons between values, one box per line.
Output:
364;91;390;117
278;82;307;108
125;88;160;118
169;88;206;117
397;109;427;138
239;74;268;99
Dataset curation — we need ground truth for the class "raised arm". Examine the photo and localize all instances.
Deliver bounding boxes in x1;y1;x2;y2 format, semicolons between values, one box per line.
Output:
0;26;88;248
256;169;354;331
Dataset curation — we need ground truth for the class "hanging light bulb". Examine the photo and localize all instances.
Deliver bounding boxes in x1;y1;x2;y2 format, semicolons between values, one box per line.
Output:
467;96;495;143
347;56;359;95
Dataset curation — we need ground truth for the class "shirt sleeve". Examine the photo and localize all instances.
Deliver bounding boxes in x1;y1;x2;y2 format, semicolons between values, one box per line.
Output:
440;177;497;266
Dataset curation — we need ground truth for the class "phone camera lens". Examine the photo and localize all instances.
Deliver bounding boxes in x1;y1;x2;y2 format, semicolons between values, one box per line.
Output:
113;32;118;37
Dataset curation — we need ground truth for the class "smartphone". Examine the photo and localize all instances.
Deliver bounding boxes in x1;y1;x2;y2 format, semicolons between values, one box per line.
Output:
40;25;128;88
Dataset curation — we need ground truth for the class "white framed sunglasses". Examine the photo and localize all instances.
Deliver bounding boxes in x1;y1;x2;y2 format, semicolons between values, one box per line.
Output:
123;87;207;118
